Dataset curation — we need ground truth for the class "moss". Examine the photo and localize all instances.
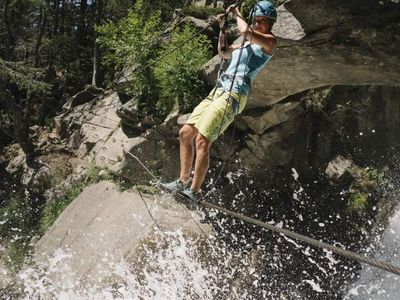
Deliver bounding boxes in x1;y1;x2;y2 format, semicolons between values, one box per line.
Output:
38;182;86;235
346;192;368;214
0;194;40;271
6;239;33;271
50;165;72;187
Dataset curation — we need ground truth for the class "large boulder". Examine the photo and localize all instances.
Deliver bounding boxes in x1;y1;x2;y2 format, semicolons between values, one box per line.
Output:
34;181;211;281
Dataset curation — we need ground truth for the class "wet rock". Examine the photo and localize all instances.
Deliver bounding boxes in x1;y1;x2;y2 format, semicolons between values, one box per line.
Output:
35;181;211;281
118;134;180;182
325;155;353;180
239;121;297;167
0;260;12;292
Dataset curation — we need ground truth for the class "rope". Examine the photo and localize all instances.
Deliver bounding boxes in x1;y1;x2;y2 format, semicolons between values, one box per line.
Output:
200;200;400;276
122;149;163;232
123;148;159;182
118;0;400;278
136;185;163;232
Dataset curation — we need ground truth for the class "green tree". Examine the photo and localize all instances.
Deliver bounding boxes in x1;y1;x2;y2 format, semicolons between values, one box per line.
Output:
96;0;162;113
0;58;49;156
155;24;212;114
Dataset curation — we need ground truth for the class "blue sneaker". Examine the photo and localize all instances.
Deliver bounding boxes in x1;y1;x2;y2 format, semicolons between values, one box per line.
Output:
178;188;200;203
159;179;186;194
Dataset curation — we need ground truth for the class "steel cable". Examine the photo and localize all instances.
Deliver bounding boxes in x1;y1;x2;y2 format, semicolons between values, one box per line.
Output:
200;200;400;276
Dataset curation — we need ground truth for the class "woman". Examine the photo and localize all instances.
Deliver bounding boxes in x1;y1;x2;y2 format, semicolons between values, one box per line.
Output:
162;1;277;201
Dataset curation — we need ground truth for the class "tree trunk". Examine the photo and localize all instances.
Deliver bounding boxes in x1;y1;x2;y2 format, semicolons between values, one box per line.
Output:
3;0;15;59
1;90;35;156
59;0;65;35
34;4;48;67
92;0;103;87
53;0;60;36
78;0;87;45
13;105;35;156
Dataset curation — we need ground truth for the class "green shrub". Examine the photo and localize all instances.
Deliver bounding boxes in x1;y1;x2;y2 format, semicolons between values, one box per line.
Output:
155;24;212;114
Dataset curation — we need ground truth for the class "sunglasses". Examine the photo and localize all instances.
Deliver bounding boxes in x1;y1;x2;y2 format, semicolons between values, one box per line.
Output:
254;18;269;25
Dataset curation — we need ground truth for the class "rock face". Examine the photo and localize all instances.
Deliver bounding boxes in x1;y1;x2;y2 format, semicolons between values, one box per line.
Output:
54;91;181;182
35;181;211;280
248;0;400;108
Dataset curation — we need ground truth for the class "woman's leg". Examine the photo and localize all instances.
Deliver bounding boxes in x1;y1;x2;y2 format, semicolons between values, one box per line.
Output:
191;133;212;192
179;124;198;183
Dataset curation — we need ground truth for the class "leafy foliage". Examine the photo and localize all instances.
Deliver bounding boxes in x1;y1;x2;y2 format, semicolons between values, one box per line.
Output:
0;58;49;93
97;0;162;112
155;24;212;114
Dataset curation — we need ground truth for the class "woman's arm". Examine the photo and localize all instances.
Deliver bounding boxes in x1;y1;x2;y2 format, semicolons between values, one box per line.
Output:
229;6;277;55
215;13;249;60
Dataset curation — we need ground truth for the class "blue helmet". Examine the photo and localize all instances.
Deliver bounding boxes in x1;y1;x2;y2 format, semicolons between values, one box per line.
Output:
253;1;277;20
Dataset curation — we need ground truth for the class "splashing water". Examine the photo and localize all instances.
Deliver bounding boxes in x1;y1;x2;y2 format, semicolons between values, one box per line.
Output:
343;204;400;299
12;230;228;300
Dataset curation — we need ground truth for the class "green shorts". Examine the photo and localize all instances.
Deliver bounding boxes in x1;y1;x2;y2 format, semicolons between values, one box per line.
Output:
186;88;247;142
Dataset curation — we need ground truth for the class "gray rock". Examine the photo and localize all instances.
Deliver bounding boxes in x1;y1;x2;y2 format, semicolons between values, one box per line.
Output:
116;98;141;129
63;85;104;110
242;102;304;135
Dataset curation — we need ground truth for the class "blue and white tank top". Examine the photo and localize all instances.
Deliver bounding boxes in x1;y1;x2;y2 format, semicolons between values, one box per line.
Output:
219;43;273;96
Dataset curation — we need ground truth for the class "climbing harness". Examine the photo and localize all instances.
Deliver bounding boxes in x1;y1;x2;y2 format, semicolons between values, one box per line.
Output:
124;149;400;276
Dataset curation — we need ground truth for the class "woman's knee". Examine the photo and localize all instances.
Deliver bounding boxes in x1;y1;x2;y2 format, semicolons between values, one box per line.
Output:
179;125;197;143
